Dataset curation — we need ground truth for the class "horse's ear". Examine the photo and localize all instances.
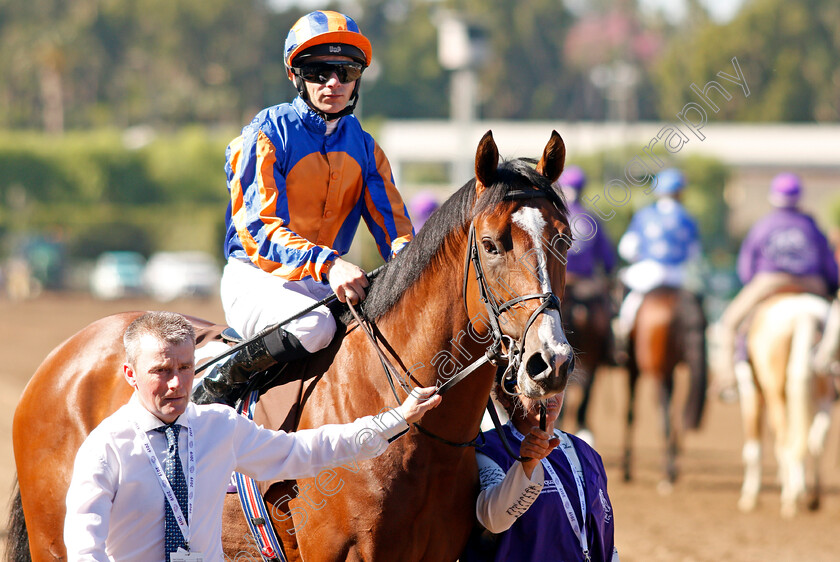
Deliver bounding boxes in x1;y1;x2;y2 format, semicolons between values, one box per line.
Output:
475;130;499;198
536;130;566;184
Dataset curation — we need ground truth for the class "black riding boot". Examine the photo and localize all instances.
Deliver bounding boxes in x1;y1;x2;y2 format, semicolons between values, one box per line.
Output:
192;328;309;407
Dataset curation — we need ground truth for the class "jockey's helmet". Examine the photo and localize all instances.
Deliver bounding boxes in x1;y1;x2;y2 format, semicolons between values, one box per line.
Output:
284;10;371;118
769;172;802;208
655;168;686;196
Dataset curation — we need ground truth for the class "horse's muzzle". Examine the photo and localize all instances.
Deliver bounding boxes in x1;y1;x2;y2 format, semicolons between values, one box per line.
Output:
521;347;574;396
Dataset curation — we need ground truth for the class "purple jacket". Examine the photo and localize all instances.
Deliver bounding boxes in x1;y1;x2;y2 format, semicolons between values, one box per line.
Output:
461;425;616;562
566;200;617;277
738;209;839;292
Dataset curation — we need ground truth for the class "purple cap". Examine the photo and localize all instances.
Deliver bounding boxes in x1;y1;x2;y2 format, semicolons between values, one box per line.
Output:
559;166;586;191
409;191;440;228
769;173;802;208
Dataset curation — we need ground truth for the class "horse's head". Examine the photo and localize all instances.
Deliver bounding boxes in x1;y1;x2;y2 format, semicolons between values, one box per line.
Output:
465;130;573;400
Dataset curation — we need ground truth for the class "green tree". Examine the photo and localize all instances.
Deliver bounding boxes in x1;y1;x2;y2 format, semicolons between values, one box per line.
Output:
654;0;840;122
450;0;580;119
359;0;449;118
0;0;294;130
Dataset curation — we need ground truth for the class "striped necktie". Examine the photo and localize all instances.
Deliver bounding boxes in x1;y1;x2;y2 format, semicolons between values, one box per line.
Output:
154;423;188;559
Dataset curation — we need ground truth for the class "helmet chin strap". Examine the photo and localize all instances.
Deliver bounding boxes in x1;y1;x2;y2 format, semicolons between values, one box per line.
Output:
294;77;362;121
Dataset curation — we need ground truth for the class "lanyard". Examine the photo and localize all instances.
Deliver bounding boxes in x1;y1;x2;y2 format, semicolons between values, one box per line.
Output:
510;424;590;561
133;418;195;549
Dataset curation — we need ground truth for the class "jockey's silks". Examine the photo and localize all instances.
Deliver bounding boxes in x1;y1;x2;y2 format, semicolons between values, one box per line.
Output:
224;96;413;283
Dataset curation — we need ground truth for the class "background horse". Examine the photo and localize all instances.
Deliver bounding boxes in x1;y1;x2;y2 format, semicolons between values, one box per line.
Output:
622;286;707;489
737;292;835;518
813;289;840;377
558;275;613;442
10;131;573;561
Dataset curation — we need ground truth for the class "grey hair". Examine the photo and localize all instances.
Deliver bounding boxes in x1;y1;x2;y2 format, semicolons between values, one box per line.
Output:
123;311;196;365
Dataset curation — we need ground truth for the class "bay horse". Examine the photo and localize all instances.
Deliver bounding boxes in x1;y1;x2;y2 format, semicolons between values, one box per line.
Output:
558;275;613;442
737;292;835;518
10;131;573;561
622;286;707;489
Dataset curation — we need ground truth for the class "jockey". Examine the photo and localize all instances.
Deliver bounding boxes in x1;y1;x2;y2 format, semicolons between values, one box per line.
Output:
713;173;839;398
556;166;617;289
614;168;702;352
193;10;415;406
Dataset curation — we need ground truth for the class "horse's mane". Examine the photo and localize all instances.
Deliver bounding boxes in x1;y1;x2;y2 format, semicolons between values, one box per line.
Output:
354;158;568;322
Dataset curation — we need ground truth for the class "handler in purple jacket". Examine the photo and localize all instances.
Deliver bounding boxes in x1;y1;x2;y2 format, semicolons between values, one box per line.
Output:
714;173;839;395
460;383;619;562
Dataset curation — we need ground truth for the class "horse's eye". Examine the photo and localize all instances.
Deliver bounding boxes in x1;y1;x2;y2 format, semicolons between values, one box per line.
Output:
481;238;500;255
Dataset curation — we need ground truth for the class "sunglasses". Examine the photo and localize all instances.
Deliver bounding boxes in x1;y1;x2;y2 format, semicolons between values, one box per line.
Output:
295;61;364;85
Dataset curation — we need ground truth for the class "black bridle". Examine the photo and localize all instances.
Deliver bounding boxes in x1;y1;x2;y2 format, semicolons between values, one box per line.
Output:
461;221;560;397
456;187;565;460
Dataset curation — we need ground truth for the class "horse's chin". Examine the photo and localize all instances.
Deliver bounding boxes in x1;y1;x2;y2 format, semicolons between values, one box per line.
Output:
516;375;568;400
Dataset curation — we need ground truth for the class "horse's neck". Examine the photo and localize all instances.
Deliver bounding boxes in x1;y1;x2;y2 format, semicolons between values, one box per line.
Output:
379;248;489;379
371;243;495;443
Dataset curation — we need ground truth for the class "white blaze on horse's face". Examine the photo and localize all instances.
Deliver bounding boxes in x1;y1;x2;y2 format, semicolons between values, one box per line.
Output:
511;206;573;398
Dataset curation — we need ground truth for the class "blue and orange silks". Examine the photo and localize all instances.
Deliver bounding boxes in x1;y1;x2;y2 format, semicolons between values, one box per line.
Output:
224;97;414;283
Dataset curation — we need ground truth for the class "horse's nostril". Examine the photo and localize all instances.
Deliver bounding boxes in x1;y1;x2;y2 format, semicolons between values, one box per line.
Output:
526;353;549;379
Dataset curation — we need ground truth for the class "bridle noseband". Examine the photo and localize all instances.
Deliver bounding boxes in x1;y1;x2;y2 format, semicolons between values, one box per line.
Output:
462;187;565;396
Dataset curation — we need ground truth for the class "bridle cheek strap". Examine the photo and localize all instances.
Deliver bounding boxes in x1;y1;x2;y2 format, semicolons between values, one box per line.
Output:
463;221;561;393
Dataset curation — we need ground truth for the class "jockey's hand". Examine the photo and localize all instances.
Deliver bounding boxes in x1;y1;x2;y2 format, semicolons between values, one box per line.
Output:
396;386;442;424
519;427;560;478
327;258;369;305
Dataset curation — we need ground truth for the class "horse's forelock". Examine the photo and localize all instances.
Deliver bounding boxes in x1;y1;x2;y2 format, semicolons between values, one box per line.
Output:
472;159;568;220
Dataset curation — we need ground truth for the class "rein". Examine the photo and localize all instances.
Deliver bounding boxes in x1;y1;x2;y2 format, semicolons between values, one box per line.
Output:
346;301;484;448
195;265;386;375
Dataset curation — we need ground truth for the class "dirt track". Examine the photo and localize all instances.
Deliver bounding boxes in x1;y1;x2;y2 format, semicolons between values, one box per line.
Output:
3;294;840;561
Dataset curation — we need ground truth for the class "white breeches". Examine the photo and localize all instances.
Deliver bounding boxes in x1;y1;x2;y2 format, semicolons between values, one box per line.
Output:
616;290;645;338
220;259;336;353
620;260;687;293
616;260;688;336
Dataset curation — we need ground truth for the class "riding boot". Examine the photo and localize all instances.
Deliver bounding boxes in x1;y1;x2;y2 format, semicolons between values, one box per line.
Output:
192;328;309;407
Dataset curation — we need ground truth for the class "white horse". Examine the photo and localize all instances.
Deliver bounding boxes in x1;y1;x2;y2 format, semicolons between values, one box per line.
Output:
737;292;836;518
